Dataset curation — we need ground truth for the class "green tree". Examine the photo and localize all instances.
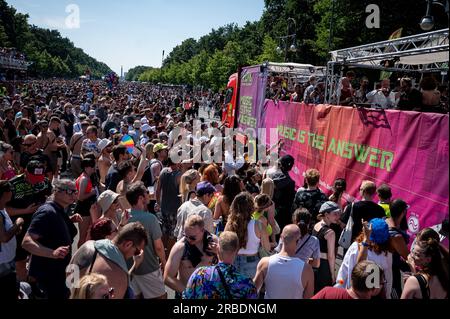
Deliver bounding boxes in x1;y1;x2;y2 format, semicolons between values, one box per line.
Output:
253;35;284;64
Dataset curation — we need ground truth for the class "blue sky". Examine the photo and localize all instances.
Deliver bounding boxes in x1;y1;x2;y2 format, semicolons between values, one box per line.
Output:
8;0;265;74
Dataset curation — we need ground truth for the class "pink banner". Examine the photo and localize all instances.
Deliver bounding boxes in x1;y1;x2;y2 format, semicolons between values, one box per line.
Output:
263;100;449;241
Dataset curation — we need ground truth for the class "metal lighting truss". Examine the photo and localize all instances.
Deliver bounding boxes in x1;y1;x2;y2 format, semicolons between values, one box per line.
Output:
325;28;449;104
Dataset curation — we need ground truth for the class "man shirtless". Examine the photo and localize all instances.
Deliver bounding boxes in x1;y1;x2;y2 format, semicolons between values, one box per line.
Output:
37;118;65;178
98;139;113;186
68;222;147;299
69;121;89;178
164;215;218;297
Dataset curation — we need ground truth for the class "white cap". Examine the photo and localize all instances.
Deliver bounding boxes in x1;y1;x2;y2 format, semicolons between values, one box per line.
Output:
89;110;96;116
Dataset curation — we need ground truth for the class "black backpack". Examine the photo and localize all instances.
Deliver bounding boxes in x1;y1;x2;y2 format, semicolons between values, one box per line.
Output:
293;188;328;220
142;159;161;187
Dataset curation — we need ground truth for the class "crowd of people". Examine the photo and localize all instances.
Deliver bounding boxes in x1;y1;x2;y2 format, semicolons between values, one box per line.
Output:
0;48;28;74
0;79;448;300
266;71;449;114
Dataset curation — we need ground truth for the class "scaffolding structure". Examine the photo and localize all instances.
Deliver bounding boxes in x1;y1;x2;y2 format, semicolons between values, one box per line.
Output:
325;28;449;104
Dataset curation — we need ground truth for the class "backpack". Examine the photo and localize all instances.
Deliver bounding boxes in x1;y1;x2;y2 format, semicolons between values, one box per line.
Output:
142;159;162;187
293;188;327;219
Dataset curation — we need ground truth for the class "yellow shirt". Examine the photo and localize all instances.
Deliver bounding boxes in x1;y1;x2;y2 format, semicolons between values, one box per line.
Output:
379;202;391;218
252;211;272;236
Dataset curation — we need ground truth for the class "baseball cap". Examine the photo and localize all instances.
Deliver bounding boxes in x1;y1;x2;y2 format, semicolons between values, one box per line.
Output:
279;155;295;171
109;128;119;136
97;190;120;214
89;110;96;117
319;201;340;214
196;181;216;197
369;218;390;244
153;143;168;153
26;160;45;175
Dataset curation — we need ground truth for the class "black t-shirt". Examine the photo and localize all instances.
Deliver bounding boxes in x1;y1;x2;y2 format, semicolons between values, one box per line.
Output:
271;171;296;229
8;174;53;242
28;202;77;280
397;89;423;111
4;118;17;142
341;200;386;241
20;150;52;173
105;164;121;191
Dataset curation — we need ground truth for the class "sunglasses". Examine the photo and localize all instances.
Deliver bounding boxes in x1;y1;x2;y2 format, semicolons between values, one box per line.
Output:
102;287;115;299
59;188;78;195
183;232;198;241
22;143;35;147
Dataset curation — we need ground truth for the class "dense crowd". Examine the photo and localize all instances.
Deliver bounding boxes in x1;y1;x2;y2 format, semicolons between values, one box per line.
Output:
0;79;448;300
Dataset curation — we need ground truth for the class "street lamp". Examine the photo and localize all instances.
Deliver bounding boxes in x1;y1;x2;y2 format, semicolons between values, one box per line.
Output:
420;0;449;31
328;0;337;52
277;18;297;62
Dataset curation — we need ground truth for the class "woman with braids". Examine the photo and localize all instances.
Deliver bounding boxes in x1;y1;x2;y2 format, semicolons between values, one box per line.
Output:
402;236;448;299
224;192;270;279
213;175;243;233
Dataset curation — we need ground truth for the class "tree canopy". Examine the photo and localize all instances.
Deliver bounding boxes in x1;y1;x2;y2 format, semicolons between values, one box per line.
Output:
0;0;111;78
139;0;447;91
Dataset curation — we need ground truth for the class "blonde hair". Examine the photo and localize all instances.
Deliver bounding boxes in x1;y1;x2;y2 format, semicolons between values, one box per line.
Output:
70;273;108;299
145;142;155;159
305;169;320;187
185;215;205;229
179;169;200;202
360;180;376;196
261;178;274;199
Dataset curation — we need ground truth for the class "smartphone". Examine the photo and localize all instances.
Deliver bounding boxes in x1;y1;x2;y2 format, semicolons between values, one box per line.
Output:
131;147;142;158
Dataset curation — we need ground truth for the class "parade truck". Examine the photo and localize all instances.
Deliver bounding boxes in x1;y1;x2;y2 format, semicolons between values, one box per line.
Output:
221;62;325;129
221;28;449;245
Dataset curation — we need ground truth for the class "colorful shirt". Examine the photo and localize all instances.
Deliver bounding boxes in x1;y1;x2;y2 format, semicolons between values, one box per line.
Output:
183;262;257;299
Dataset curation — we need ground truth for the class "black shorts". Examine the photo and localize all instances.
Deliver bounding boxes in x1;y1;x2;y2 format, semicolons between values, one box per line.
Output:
74;195;97;217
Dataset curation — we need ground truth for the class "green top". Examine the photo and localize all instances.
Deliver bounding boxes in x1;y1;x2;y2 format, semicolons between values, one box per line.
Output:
379;202;391;218
252;211;272;236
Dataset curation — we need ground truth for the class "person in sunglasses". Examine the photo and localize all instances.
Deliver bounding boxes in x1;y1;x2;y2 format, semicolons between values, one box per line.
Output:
21;179;83;299
164;215;218;298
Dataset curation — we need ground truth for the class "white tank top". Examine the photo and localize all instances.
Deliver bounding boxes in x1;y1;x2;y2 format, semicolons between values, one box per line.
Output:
264;254;305;299
238;220;260;255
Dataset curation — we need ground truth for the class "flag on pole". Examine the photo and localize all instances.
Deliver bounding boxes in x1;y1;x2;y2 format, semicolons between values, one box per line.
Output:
380;28;403;80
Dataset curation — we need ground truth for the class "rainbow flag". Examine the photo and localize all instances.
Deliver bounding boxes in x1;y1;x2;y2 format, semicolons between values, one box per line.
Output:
121;135;135;154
